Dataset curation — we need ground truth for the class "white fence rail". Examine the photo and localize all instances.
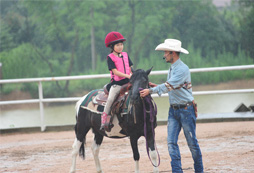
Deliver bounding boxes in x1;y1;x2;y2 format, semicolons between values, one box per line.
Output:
1;65;254;131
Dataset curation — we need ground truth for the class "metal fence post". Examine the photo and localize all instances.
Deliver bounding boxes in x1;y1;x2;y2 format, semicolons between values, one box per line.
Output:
38;81;46;131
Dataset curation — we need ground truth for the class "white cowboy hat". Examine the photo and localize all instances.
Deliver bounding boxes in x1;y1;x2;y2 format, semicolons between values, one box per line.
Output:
155;39;189;54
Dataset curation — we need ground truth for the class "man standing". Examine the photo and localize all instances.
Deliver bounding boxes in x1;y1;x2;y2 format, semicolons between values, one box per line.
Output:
140;39;203;173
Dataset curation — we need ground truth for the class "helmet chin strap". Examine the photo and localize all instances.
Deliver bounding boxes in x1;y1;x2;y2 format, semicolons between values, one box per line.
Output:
110;42;123;57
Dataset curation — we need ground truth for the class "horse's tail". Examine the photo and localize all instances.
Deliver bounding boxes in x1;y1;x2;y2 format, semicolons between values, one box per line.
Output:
79;140;85;159
74;123;86;160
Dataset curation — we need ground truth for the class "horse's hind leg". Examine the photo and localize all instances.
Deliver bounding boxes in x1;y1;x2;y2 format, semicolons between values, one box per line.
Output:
70;110;91;173
70;127;90;173
91;131;104;173
70;137;82;173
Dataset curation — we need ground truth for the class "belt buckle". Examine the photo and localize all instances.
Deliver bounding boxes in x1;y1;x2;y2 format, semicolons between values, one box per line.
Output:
184;103;192;109
186;102;192;107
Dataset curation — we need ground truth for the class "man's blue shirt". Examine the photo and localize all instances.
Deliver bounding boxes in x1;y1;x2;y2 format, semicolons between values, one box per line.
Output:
151;59;193;105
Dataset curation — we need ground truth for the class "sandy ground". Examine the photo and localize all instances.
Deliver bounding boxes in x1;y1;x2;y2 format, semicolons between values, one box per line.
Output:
0;121;254;173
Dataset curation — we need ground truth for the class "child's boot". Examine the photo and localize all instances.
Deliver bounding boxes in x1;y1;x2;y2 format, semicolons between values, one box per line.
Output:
100;112;108;131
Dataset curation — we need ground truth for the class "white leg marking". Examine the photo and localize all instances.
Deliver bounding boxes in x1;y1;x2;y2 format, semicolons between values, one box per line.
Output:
70;138;82;173
91;140;103;173
150;149;159;173
135;160;140;173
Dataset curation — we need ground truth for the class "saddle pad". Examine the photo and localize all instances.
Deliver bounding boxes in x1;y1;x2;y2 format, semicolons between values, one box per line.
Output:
81;89;103;107
80;89;104;113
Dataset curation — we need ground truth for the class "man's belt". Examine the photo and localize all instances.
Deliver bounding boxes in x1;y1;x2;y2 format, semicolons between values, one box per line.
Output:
170;102;193;110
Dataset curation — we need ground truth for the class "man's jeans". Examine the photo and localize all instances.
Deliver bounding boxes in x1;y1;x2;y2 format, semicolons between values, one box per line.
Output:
167;105;203;173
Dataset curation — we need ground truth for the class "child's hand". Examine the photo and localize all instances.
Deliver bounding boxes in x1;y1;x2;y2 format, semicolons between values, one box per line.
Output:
126;74;131;79
129;73;132;79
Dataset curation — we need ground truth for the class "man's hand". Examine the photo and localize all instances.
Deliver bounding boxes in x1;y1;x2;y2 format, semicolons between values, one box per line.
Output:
139;89;150;98
149;82;157;87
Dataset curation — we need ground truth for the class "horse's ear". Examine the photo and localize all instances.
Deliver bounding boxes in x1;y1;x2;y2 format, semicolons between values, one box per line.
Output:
146;66;153;76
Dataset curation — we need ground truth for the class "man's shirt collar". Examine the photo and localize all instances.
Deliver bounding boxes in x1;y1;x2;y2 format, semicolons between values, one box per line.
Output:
171;58;181;69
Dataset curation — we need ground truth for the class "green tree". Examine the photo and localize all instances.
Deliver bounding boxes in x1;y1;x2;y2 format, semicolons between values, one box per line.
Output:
21;1;107;95
0;0;33;51
237;0;254;59
0;0;253;97
116;0;174;68
170;0;238;58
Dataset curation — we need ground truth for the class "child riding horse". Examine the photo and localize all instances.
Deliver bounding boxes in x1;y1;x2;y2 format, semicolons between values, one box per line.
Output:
101;31;133;131
70;67;159;173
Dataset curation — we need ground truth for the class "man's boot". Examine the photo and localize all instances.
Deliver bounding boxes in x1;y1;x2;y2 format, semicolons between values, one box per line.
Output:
100;112;108;131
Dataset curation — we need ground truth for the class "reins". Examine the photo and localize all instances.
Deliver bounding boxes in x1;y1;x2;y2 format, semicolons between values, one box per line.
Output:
139;88;160;167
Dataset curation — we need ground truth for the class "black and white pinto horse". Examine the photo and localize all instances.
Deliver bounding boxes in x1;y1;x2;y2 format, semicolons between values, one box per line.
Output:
70;68;159;173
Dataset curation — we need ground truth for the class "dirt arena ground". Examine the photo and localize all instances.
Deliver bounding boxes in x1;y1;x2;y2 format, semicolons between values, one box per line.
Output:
0;121;254;173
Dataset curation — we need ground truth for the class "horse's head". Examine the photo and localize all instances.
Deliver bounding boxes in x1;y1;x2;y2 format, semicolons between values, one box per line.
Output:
129;67;153;103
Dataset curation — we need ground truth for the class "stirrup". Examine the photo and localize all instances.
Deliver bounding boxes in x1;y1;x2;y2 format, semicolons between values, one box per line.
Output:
104;122;114;132
100;122;113;132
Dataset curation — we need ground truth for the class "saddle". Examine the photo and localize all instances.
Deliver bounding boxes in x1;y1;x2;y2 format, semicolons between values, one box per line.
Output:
93;83;130;107
93;83;131;132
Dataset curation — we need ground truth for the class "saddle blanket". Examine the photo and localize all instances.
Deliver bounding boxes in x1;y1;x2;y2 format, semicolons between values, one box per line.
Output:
80;89;104;113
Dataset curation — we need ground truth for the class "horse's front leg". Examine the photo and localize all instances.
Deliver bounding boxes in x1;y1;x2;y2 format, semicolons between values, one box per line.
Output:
130;136;140;173
147;133;159;173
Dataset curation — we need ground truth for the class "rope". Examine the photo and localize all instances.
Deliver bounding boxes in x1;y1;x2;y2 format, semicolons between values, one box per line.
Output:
139;88;160;167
